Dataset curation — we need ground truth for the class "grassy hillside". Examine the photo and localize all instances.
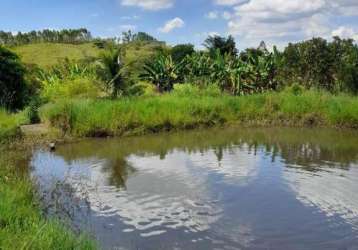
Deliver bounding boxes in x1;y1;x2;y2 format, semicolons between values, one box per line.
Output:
11;43;102;68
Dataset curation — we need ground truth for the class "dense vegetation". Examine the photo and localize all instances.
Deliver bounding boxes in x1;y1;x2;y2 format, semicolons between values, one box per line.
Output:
1;28;358;249
0;28;92;46
0;47;30;110
1;30;358;138
40;86;358;137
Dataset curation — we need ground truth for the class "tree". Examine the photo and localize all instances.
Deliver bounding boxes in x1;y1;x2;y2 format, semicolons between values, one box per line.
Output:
171;44;195;63
121;30;134;44
0;46;28;110
99;48;126;97
0;28;92;46
133;32;157;42
203;35;237;57
280;38;334;90
329;36;358;93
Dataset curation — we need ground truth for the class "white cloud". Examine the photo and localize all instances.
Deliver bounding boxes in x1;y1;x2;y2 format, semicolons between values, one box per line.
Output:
332;26;358;40
121;15;140;20
119;24;137;31
158;17;184;33
206;11;219;19
121;0;174;10
328;0;358;16
238;0;325;15
218;0;358;49
222;11;232;20
206;11;233;20
214;0;247;6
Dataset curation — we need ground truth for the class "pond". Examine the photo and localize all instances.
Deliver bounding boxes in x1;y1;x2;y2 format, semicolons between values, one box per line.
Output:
31;127;358;250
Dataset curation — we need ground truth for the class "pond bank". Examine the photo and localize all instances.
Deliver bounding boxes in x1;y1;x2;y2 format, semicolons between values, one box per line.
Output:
1;89;358;249
30;127;358;249
41;90;358;138
0;141;97;249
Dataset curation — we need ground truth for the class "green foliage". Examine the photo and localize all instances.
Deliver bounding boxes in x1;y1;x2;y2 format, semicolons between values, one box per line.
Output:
184;49;276;95
203;35;237;57
141;54;183;92
171;44;194;63
7;29;358;96
0;28;92;46
287;83;304;96
277;37;358;92
330;37;358;93
120;40;168;82
98;48;143;97
0;46;29;110
173;84;222;97
0;109;28;142
280;38;333;90
26;96;42;124
98;48;124;97
183;52;213;85
121;31;159;43
41;89;358;138
244;49;277;92
38;59;102;101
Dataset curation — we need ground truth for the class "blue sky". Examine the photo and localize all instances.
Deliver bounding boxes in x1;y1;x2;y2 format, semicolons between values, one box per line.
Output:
1;0;358;50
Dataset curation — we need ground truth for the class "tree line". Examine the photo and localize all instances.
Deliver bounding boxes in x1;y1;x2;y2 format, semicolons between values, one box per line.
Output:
1;28;358;112
0;28;92;46
142;35;358;95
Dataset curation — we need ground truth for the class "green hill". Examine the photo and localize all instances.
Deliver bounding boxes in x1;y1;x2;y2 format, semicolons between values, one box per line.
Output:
11;43;102;68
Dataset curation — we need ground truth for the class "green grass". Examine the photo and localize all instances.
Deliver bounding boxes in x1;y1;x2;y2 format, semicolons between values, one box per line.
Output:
0;110;97;249
11;43;102;68
0;150;97;250
0;109;28;142
40;87;358;138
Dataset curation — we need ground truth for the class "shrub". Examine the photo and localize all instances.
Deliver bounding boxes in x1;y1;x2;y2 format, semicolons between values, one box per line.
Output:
41;77;102;101
0;46;29;110
26;96;42;124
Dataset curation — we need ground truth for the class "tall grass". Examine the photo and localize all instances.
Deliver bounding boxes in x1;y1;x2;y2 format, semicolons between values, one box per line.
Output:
0;150;97;249
40;86;358;137
0;109;28;142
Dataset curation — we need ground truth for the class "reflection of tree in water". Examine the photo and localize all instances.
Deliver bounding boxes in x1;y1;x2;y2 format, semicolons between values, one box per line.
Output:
244;140;357;171
101;157;137;189
213;146;224;163
55;127;358;181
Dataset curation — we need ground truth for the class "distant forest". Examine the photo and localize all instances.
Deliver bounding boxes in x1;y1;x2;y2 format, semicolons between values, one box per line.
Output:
0;28;93;46
0;28;163;46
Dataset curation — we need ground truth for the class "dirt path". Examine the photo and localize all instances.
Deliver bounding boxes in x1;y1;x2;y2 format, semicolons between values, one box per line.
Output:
20;124;50;136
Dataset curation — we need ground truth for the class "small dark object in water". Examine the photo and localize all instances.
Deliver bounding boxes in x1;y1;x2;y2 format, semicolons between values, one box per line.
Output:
49;142;56;151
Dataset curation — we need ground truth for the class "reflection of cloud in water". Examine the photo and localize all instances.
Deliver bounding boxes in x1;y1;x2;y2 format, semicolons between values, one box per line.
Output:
189;145;259;185
31;145;259;247
87;147;258;235
284;163;358;227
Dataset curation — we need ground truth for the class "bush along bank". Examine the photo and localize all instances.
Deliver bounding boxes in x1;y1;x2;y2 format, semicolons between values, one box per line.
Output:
40;86;358;138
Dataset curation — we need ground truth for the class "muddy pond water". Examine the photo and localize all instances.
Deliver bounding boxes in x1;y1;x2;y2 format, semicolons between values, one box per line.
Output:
31;127;358;250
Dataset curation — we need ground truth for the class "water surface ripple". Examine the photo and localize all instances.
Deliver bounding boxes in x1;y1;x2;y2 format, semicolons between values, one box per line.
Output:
31;127;358;250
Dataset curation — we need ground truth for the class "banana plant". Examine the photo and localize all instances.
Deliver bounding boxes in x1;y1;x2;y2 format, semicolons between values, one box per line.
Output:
245;51;277;93
183;52;212;85
141;54;183;92
210;51;253;95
